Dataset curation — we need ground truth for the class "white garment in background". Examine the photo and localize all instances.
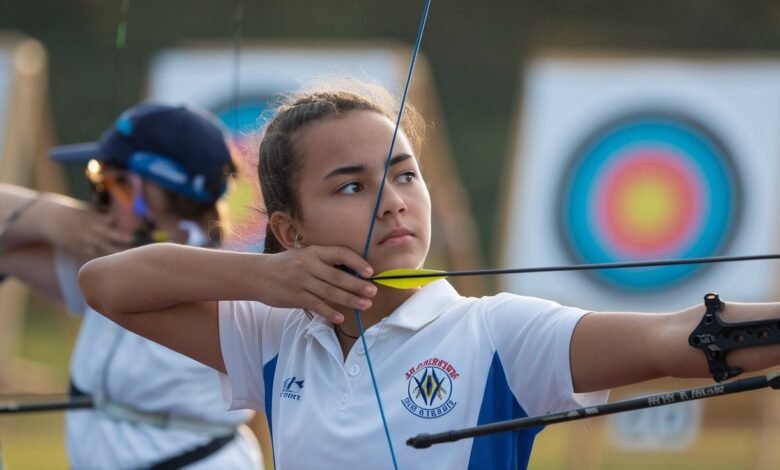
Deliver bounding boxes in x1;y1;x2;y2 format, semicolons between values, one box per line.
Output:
56;250;263;469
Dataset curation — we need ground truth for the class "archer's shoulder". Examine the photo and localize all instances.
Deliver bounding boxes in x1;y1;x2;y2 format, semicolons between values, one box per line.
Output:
219;299;302;326
474;292;581;315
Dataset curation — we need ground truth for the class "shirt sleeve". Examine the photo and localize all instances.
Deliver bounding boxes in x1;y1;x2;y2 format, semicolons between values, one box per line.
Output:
53;249;87;316
218;300;292;411
484;293;609;416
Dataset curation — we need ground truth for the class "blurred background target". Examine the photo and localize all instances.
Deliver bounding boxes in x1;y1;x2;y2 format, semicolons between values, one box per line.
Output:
560;113;741;290
216;99;272;253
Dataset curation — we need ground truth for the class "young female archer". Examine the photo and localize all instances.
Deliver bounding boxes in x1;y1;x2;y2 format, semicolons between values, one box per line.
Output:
79;79;780;469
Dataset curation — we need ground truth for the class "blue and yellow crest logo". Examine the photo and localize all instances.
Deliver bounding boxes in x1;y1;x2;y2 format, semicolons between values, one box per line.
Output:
402;359;458;419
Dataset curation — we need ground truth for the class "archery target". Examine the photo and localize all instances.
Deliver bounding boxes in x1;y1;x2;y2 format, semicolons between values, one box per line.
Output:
501;54;780;312
561;113;740;289
218;101;269;134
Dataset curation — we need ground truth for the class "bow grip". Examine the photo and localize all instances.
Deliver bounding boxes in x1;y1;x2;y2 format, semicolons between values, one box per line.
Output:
689;293;780;382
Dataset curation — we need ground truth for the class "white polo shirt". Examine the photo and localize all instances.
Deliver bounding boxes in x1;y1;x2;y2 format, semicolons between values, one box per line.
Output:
219;279;607;470
56;251;263;469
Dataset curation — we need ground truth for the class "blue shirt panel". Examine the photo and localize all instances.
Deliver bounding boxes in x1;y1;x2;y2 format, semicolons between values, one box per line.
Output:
263;355;278;467
468;352;543;470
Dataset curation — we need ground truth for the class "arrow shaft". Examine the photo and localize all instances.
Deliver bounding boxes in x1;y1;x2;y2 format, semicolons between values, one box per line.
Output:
0;396;93;414
373;253;780;282
407;372;780;448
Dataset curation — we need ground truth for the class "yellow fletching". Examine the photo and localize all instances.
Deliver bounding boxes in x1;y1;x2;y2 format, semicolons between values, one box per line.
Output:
371;268;447;289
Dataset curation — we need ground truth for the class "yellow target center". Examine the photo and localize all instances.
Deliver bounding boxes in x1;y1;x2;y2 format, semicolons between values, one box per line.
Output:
617;176;679;239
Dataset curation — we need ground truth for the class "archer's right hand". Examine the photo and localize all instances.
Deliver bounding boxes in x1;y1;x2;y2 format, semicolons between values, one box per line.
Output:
258;245;376;324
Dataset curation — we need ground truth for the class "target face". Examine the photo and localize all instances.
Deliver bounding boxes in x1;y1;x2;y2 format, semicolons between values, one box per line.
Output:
216;99;271;253
560;114;741;289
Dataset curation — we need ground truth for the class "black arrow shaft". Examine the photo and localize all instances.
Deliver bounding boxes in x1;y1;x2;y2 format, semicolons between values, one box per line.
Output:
407;372;780;449
0;396;93;414
373;253;780;282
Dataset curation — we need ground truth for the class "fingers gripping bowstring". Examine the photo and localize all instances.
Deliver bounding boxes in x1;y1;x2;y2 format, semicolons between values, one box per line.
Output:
355;1;432;468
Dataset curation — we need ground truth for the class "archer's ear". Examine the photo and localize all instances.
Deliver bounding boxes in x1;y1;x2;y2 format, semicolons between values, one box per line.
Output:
269;212;300;250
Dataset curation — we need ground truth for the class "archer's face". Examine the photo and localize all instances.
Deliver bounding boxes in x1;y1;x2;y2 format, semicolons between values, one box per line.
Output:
95;167;148;234
293;110;432;274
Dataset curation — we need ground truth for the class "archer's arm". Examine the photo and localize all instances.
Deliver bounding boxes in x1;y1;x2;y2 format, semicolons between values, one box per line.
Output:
570;301;780;392
78;243;376;371
0;184;129;301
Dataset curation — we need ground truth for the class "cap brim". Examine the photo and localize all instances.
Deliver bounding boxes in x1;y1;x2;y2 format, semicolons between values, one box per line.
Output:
49;143;102;162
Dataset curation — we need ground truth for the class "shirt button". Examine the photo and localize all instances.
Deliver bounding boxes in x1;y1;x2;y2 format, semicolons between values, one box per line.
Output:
357;345;365;355
339;392;350;404
349;364;360;376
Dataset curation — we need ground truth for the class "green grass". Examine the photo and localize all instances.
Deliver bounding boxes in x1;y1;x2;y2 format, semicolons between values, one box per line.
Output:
0;413;68;469
0;299;78;469
529;379;780;470
530;420;765;470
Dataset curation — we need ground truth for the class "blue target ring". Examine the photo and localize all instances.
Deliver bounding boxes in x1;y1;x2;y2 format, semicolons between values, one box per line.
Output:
560;113;741;290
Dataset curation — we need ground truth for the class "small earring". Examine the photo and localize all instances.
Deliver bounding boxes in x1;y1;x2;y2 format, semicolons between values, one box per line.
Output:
294;233;302;248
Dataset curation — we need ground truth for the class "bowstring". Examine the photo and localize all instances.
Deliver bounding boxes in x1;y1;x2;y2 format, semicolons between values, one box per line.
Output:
354;1;432;467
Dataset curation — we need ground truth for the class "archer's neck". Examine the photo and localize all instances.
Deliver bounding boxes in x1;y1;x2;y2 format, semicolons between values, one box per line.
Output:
336;285;416;334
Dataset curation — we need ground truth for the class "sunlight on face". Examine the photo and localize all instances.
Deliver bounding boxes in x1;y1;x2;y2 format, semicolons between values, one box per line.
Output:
292;110;432;273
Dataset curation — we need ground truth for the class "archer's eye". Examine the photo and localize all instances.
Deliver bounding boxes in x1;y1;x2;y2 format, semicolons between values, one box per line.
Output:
395;171;416;184
115;175;132;189
338;182;363;194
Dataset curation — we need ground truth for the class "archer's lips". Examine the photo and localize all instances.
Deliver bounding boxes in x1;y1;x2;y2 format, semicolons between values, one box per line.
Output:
378;228;415;245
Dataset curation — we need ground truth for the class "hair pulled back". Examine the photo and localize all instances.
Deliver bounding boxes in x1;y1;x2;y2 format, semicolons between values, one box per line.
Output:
258;77;425;253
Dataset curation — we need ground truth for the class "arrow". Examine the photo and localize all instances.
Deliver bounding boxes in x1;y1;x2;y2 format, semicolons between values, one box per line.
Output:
407;371;780;449
0;396;93;414
371;253;780;289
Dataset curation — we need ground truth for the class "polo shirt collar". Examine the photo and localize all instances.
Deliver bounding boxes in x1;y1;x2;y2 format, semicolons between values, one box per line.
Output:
303;279;460;335
383;279;460;331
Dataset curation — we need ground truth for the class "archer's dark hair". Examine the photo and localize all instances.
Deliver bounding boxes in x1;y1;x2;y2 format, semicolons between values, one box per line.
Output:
258;78;425;253
161;190;229;246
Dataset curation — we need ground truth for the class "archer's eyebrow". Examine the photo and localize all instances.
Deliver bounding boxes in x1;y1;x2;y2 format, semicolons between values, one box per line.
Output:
323;154;413;180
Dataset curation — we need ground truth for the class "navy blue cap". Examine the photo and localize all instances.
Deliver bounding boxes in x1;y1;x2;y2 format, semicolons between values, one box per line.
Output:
50;102;233;203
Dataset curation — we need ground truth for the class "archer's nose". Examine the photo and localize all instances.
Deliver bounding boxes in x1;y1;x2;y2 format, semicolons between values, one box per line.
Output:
378;185;407;218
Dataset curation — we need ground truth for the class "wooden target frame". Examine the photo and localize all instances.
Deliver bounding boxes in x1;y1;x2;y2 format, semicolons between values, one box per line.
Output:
0;34;66;394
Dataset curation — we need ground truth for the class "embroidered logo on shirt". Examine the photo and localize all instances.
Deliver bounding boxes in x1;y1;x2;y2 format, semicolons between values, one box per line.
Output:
281;376;304;401
401;357;458;418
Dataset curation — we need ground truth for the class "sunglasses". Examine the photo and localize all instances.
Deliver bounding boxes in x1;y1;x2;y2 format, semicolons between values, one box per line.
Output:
86;160;135;213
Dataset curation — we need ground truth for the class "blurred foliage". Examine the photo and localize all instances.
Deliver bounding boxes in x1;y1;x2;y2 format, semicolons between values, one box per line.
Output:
2;0;780;261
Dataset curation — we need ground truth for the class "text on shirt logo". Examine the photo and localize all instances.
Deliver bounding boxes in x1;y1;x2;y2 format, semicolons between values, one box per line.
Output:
281;376;304;401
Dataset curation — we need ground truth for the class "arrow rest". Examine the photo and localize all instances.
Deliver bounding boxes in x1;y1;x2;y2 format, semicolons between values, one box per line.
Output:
689;293;780;382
